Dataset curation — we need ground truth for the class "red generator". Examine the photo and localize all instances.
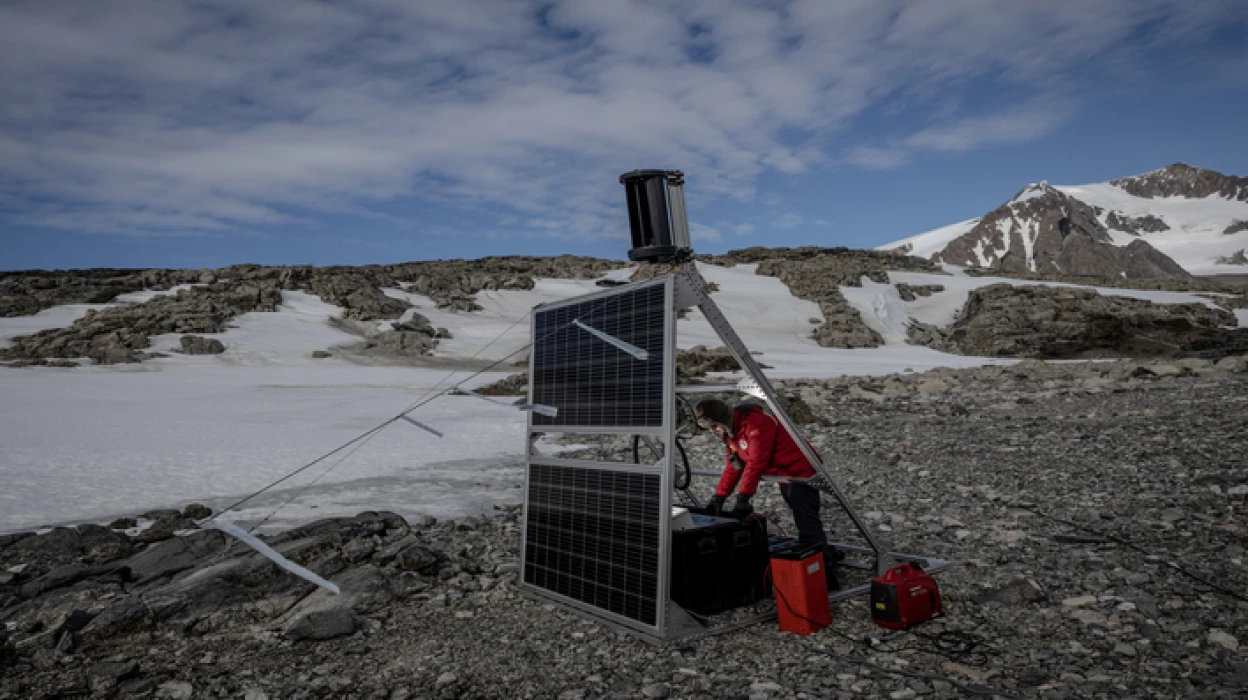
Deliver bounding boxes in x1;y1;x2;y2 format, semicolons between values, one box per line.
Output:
871;563;942;629
770;546;831;635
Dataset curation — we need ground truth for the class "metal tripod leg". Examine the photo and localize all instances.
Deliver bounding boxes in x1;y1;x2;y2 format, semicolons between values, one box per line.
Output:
676;263;893;574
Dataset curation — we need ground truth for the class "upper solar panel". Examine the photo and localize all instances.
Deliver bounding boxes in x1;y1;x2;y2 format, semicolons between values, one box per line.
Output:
530;279;669;429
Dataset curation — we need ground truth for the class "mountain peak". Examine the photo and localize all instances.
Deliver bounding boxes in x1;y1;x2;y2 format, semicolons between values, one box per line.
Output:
1110;163;1248;201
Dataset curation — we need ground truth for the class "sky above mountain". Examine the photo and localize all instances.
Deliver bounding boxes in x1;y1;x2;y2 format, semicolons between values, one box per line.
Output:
2;0;1247;270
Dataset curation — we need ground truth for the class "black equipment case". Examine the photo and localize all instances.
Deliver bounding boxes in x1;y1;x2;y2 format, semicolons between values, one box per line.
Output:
669;514;771;616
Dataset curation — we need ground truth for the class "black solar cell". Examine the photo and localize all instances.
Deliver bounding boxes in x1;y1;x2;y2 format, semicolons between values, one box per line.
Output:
530;282;667;428
523;463;662;626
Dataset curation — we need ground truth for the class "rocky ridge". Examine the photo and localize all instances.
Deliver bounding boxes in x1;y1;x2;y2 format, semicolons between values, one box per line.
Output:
0;257;623;366
932;184;1189;280
907;283;1246;359
3;358;1247;699
1109;163;1248;202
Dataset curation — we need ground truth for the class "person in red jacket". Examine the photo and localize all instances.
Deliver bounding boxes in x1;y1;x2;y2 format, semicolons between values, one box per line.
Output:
696;399;839;588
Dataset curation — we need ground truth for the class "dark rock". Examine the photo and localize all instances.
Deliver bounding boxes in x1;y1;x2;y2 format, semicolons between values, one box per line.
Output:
909;283;1239;358
895;283;945;301
474;372;528;396
394;544;440;574
107;518;138;530
125;530;228;583
286;608;358;641
178;335;225;355
0;531;35;550
141;509;183;520
18;562;128;599
311;350;333;358
181;503;212;520
133;517;200;545
1110;163;1248;202
81;597;154;638
0;525;130;572
88;659;140;684
1105;211;1170;234
1224;220;1248;235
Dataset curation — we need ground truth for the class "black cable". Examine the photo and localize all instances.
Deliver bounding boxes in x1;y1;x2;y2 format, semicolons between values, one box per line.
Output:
631;434;691;491
1007;499;1248;604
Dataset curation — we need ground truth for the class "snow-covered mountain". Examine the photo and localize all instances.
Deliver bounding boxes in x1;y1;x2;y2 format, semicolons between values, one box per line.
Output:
883;163;1248;276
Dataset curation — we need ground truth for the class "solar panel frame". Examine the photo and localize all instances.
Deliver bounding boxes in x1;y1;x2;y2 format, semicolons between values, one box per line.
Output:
527;277;670;435
519;276;676;639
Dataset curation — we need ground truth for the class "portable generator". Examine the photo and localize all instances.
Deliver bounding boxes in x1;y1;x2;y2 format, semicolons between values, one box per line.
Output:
870;562;942;629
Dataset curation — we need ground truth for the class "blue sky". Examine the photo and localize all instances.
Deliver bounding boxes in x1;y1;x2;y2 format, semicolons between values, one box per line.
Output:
2;0;1247;271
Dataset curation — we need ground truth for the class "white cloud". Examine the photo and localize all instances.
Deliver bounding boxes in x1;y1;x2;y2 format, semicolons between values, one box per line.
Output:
0;0;1240;239
844;146;910;170
771;213;803;230
690;222;722;242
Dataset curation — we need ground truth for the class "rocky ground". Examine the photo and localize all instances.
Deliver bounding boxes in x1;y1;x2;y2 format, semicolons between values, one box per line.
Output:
2;357;1246;699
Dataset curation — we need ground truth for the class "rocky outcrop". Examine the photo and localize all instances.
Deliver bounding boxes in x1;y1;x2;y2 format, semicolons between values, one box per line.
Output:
0;269;209;318
0;282;282;365
709;246;942;277
1105;211;1170;234
346;313;444;358
933;184;1189;280
178;336;225;355
908;283;1241;359
1;256;627;365
1225;220;1248;235
1215;249;1248;266
1110;162;1248;202
894;283;944;301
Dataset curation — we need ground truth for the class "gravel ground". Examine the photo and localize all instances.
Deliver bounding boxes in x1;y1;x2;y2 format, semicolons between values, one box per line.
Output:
2;360;1246;699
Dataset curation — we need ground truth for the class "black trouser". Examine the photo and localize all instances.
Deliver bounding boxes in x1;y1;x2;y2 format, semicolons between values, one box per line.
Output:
779;482;840;588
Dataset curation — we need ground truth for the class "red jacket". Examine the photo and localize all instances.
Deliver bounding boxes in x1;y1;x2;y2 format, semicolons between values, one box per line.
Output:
714;404;818;498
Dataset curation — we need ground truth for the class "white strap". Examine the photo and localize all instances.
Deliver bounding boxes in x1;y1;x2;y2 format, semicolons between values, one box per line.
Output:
205;517;341;595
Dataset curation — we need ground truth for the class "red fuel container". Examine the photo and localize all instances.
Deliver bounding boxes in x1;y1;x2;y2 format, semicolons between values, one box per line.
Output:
769;547;831;635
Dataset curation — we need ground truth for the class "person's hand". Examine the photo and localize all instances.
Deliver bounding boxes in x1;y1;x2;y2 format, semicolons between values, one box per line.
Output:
704;495;725;516
727;494;753;519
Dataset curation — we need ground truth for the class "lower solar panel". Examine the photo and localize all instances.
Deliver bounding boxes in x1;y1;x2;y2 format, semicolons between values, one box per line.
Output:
522;462;663;630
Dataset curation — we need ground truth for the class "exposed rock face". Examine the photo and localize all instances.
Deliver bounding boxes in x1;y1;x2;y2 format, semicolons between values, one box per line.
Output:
710;246;942;277
178;336;225;355
933;184;1188;280
1109;162;1248;201
474;372;528;396
0;269;207;318
1;256;627;365
676;345;740;382
1215;249;1248;266
1105;211;1170;234
1225;220;1248;235
894;283;944;301
908;283;1240;358
0;282;282;365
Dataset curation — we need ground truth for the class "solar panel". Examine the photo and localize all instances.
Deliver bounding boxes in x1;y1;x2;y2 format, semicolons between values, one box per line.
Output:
520;278;675;637
529;279;668;430
523;462;662;626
